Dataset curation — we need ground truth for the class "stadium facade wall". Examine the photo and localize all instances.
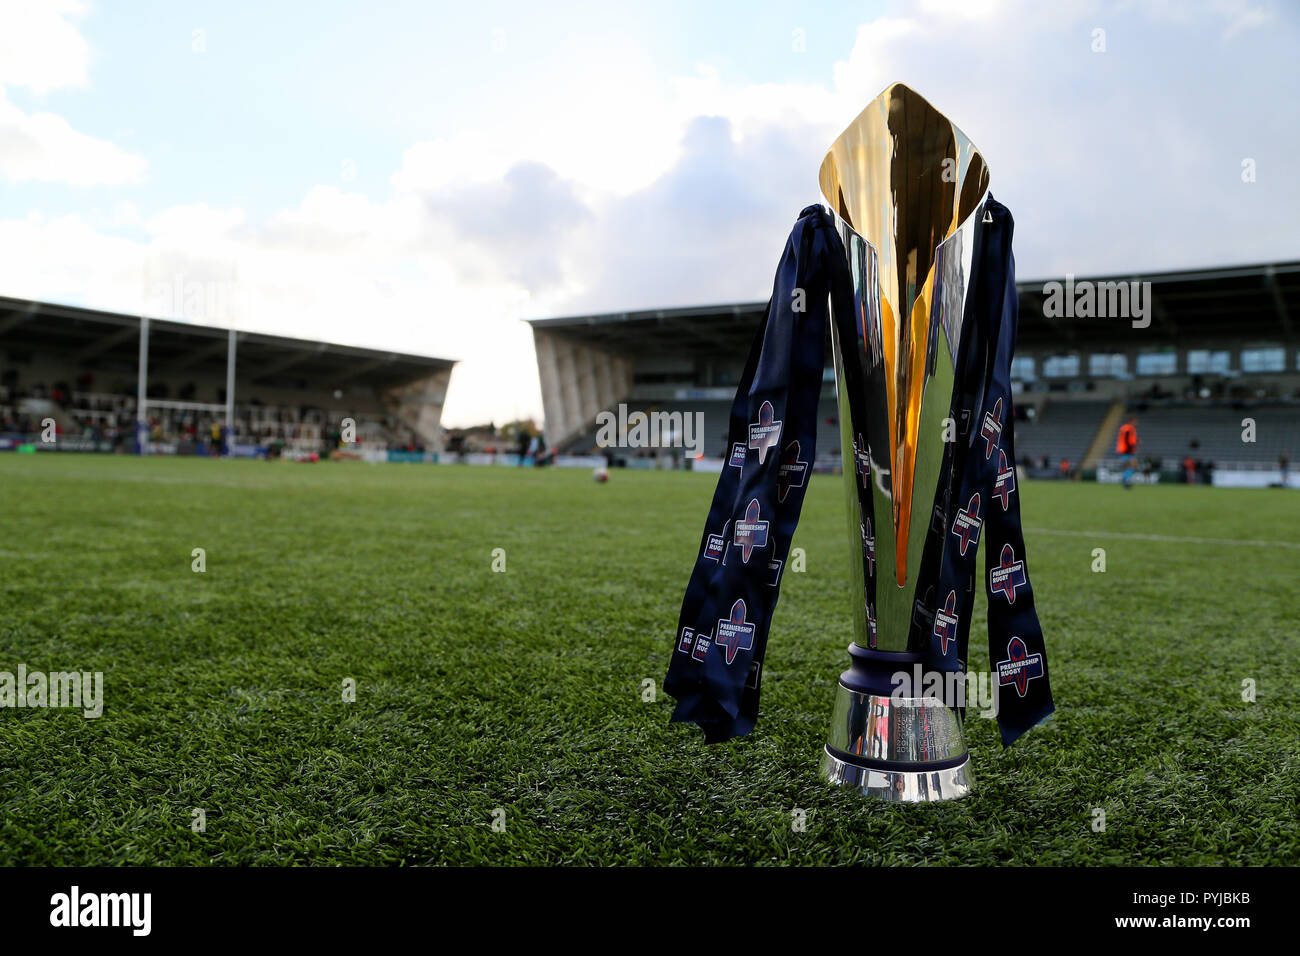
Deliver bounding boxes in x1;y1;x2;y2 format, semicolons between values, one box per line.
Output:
379;367;452;452
532;327;632;451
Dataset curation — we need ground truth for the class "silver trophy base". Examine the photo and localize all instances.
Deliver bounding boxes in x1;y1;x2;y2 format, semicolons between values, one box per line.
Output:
821;653;973;802
820;747;972;802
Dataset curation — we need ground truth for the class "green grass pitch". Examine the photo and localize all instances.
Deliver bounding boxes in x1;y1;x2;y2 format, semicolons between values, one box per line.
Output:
1;454;1297;865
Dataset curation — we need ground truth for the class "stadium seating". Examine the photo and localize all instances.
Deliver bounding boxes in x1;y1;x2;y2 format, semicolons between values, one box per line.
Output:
1106;402;1300;468
1012;400;1110;467
1;383;415;454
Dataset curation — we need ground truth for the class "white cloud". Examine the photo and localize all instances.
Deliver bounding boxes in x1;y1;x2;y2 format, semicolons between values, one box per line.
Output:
144;203;246;242
0;2;146;186
392;46;682;203
393;134;513;194
0;0;91;94
0;91;147;185
1212;0;1272;38
918;0;1008;21
0;211;144;308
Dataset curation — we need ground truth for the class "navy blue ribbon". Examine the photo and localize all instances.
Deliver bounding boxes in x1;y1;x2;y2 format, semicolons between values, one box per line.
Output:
664;205;841;743
930;197;1050;743
665;199;1053;747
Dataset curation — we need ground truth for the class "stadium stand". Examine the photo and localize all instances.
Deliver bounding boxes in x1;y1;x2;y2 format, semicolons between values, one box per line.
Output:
529;260;1300;485
1099;401;1300;470
0;296;455;457
1013;400;1111;468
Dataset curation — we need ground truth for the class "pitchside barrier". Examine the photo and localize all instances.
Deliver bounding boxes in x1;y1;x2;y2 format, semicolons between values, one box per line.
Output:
1207;469;1299;487
1091;458;1296;487
0;436;115;453
433;452;606;467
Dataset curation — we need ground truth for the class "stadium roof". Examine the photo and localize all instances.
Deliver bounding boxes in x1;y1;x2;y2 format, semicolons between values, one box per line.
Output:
527;260;1300;354
0;295;455;388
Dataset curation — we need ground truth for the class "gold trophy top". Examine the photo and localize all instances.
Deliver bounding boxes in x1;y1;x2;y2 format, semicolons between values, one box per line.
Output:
819;83;989;587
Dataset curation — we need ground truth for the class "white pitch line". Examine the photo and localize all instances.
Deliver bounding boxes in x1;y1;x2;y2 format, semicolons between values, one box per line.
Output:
1027;527;1300;549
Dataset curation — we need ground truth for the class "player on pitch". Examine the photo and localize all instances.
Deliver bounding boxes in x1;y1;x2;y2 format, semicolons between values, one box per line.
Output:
1117;415;1139;489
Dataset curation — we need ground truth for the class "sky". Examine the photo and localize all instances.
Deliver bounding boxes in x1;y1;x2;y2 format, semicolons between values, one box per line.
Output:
1;0;1297;427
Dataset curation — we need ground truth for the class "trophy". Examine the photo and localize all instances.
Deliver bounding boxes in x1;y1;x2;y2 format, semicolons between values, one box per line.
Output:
665;81;1049;791
818;83;991;802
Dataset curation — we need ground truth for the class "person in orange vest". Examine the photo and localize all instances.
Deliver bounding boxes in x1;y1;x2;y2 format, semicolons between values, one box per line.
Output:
1116;415;1139;489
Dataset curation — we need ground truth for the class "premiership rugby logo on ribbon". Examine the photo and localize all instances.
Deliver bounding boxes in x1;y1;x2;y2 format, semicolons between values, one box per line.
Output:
766;558;783;587
715;599;756;665
854;433;871;487
981;397;1003;459
951;492;982;556
729;442;747;469
703;520;729;562
732;499;769;563
933;590;959;656
777;441;808;503
996;636;1043;697
990;543;1027;603
861;518;875;575
748;401;782;464
993;449;1016;509
677;625;712;662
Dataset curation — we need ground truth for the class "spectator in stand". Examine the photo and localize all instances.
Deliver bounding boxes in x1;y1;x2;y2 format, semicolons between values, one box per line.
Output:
1280;451;1290;486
